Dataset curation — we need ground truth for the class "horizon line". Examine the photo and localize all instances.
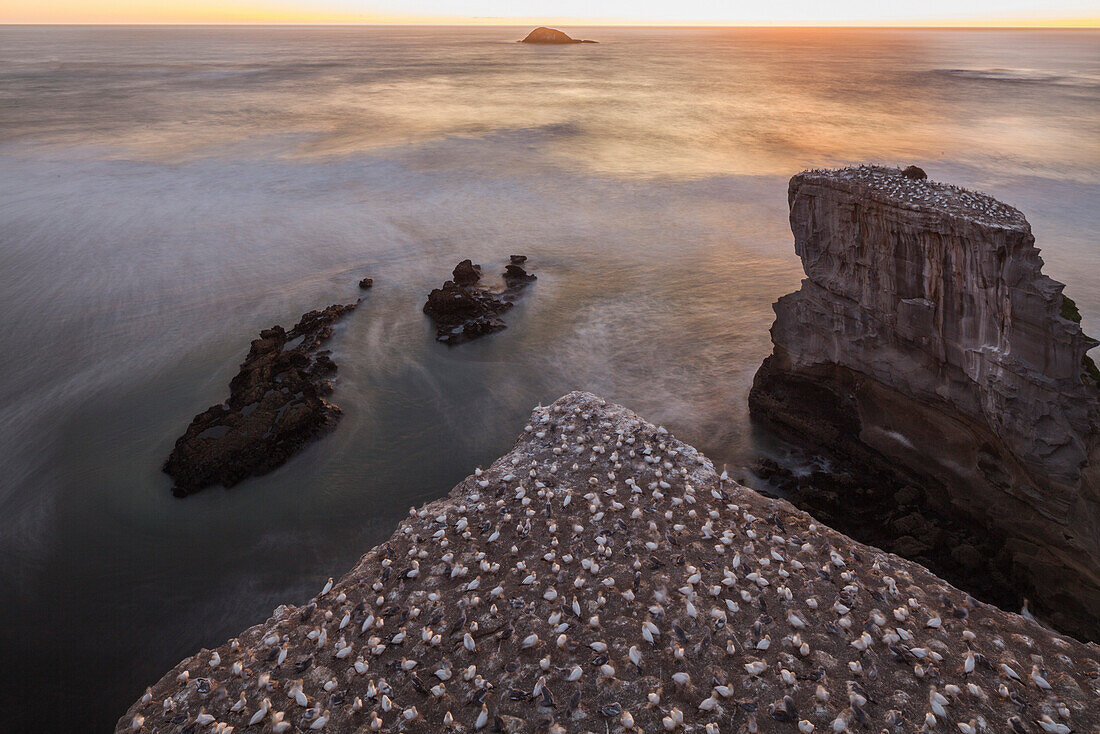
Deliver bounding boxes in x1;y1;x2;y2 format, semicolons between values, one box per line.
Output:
3;21;1098;28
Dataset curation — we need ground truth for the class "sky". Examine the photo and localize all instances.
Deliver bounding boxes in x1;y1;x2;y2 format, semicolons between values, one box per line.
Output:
3;0;1098;25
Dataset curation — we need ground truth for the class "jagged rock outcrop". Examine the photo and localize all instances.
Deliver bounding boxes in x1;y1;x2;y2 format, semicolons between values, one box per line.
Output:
163;301;358;496
519;27;597;44
750;165;1100;640
423;258;536;345
121;392;1099;733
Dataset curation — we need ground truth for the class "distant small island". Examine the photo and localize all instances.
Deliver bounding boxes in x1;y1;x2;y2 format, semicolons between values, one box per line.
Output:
519;26;597;44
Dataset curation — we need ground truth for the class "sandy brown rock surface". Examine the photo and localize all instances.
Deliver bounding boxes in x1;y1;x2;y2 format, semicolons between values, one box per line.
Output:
519;28;596;44
123;392;1099;733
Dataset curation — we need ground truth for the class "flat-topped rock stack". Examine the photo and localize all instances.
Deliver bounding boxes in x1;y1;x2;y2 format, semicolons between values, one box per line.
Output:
120;392;1099;733
751;166;1100;641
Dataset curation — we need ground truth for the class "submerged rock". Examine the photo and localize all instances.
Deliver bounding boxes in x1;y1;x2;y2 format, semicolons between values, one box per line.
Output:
422;257;535;345
750;165;1100;640
358;277;373;289
519;27;597;44
163;301;358;496
502;263;537;288
121;392;1100;733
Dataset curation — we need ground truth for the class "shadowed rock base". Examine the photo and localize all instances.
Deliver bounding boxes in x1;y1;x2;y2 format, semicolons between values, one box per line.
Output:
122;393;1099;733
751;357;1031;623
163;301;358;496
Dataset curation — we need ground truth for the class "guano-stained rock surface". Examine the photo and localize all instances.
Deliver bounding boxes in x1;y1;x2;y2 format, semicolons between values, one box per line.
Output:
123;392;1099;733
749;165;1100;641
163;301;359;496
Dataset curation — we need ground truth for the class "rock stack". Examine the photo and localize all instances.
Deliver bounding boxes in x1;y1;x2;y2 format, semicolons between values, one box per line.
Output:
750;165;1100;640
423;258;536;345
519;27;597;44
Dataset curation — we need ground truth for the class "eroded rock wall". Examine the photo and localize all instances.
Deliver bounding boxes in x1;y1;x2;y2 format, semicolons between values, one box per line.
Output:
750;166;1100;639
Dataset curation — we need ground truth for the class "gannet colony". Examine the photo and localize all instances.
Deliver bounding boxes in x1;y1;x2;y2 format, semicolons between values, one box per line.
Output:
119;391;1099;733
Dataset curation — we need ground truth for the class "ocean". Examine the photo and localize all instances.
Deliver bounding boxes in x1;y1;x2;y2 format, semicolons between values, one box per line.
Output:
0;25;1097;730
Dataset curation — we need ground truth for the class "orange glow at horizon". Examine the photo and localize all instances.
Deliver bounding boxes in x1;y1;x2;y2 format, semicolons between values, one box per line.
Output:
3;0;1097;26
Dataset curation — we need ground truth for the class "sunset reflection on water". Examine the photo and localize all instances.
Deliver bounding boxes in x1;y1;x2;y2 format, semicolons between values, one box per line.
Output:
0;25;1097;732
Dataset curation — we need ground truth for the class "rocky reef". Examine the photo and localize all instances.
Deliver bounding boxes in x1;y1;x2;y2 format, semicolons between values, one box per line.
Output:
163;302;359;497
519;27;597;44
122;392;1099;733
750;165;1100;640
423;258;535;345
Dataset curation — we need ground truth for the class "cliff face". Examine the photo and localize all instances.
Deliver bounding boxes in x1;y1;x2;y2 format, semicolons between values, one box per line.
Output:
119;392;1100;733
750;166;1100;639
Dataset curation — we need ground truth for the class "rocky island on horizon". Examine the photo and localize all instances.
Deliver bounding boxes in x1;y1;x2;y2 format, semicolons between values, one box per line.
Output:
519;27;598;44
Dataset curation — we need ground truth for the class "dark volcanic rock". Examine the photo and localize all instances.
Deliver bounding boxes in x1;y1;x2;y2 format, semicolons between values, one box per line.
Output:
163;301;359;496
450;258;482;287
422;280;508;344
502;263;537;288
752;451;1026;623
358;277;373;289
423;257;535;345
519;26;596;44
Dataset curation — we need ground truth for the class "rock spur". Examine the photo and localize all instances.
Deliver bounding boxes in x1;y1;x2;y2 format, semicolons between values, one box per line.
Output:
163;301;359;496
